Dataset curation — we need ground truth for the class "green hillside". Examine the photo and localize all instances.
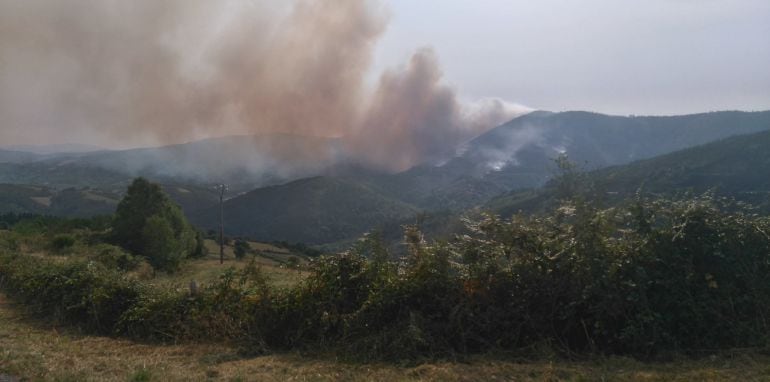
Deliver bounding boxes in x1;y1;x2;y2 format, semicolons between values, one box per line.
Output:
191;176;420;245
0;184;118;217
487;129;770;216
362;110;770;211
0;183;218;219
2;110;769;245
595;129;770;195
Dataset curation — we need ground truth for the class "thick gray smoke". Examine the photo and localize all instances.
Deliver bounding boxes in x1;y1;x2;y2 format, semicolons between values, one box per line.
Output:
0;0;528;172
350;49;528;171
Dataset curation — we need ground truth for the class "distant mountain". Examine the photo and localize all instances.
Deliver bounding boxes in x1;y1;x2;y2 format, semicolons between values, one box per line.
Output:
3;110;768;197
373;110;770;210
0;183;218;219
0;149;42;164
190;176;420;245
2;110;769;246
0;134;344;190
0;184;118;217
63;134;343;185
487;129;770;216
595;129;770;200
0;161;132;189
461;110;770;176
0;143;104;155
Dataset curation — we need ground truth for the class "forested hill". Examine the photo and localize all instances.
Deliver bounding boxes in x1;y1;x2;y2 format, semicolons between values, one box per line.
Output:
487;129;770;216
190;176;419;245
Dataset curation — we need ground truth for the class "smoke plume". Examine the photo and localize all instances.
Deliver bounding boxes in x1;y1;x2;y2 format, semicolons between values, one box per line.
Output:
0;0;528;172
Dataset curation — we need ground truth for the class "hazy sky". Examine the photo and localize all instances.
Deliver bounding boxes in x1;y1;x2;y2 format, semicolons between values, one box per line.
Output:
0;0;768;149
374;0;770;115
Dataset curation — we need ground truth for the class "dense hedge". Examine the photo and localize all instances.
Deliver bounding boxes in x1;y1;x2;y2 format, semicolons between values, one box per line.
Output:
2;195;770;360
0;255;138;335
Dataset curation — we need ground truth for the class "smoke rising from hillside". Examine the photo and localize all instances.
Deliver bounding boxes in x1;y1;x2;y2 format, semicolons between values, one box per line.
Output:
0;0;528;172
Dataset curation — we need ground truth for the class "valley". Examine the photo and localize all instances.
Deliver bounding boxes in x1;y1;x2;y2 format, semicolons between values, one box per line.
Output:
2;110;770;247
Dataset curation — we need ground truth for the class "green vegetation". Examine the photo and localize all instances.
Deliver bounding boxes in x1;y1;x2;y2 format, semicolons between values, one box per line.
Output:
2;184;770;361
4;111;770;247
233;239;250;259
488;129;770;217
5;295;769;382
111;178;202;272
50;234;75;252
191;176;419;245
1;112;770;375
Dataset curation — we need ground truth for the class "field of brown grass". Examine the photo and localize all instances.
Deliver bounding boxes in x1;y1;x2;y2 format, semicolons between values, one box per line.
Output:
2;292;770;381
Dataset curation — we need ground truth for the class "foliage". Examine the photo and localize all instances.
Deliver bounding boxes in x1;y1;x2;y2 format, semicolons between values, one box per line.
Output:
285;256;300;269
233;239;250;259
190;176;419;245
0;253;139;335
50;234;76;252
488;129;770;217
190;231;207;259
271;240;324;257
2;190;770;360
111;178;201;272
88;244;141;271
12;214;112;235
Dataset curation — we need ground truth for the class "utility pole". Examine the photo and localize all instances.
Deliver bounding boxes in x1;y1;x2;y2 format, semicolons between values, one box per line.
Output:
216;184;228;264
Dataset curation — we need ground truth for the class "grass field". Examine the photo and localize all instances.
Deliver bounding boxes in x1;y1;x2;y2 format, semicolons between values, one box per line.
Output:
2;293;770;381
152;239;308;289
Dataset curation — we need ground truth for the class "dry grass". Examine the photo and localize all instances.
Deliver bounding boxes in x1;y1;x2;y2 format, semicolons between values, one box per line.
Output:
152;253;307;289
153;239;310;289
247;242;290;254
2;294;770;381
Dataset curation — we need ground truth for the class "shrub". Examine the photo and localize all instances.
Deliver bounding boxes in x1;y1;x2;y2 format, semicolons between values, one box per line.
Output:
285;256;299;269
0;253;139;334
141;214;184;272
2;193;770;361
190;231;208;259
111;178;199;272
233;239;249;259
90;244;140;271
51;234;76;252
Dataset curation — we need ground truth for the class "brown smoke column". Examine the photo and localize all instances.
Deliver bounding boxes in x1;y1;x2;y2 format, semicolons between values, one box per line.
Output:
0;0;527;171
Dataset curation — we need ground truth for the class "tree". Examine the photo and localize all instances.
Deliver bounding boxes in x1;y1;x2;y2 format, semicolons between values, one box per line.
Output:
233;239;249;259
142;214;182;271
111;178;200;272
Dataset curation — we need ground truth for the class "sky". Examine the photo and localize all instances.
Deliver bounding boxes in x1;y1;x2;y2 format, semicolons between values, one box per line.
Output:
0;0;768;151
374;0;770;115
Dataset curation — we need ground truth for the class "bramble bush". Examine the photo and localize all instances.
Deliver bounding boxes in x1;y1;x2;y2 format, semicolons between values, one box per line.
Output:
50;234;76;252
1;190;770;360
0;253;138;334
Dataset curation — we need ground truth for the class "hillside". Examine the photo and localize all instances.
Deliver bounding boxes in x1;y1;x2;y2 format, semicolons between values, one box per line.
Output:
191;176;420;245
2;110;769;245
0;143;103;155
0;183;218;219
487;129;770;216
0;134;343;190
3;111;768;200
595;129;770;200
360;110;770;211
0;149;41;164
0;184;118;217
